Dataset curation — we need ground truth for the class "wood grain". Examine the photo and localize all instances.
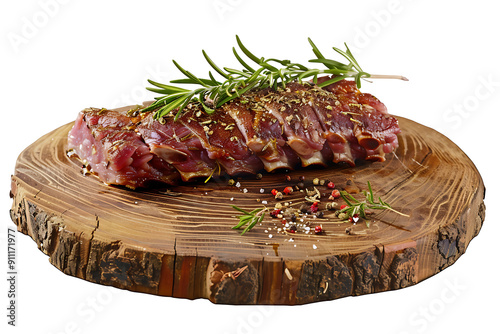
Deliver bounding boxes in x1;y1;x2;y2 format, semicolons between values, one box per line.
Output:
9;117;485;304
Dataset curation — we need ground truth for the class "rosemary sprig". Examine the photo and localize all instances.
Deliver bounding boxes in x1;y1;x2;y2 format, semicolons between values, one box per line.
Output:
142;36;407;121
338;181;409;224
231;205;267;235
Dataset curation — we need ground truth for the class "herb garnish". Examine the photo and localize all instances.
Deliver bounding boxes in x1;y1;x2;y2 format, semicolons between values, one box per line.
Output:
231;205;267;235
338;181;409;225
142;36;407;121
230;181;408;235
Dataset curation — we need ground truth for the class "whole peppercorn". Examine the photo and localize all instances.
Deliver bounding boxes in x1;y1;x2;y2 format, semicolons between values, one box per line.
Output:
330;189;341;199
270;209;281;218
283;186;294;195
310;201;319;213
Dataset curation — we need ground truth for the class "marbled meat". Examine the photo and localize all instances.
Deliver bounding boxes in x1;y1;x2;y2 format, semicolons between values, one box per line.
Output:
67;78;400;188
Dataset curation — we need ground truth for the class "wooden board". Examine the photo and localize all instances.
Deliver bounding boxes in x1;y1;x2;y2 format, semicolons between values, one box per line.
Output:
9;117;485;305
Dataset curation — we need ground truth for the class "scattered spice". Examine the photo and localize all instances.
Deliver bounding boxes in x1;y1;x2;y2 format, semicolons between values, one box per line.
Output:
326;202;339;210
310;201;319;213
270;209;281;218
330;189;341;199
344;178;360;194
230;179;407;238
162;189;182;197
338;212;349;220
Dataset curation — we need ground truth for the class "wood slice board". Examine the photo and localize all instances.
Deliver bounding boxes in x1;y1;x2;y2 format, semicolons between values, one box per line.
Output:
9;117;485;305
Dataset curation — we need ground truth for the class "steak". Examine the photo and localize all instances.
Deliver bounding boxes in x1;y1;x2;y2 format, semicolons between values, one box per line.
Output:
67;78;401;188
67;105;179;188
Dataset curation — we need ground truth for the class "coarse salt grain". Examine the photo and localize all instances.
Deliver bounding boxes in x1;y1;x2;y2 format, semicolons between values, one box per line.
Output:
243;188;248;193
260;188;265;193
235;182;241;188
262;200;268;204
313;244;317;249
269;234;273;238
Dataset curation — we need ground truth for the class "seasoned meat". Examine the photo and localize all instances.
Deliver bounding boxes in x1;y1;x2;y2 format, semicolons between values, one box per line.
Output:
67;78;401;188
67;106;179;188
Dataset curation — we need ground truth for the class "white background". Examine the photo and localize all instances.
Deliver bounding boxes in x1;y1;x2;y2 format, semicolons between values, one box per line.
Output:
1;0;499;333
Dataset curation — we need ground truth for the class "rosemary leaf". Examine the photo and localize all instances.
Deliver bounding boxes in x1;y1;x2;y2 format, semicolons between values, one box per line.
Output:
142;35;407;120
231;205;267;235
339;181;409;222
